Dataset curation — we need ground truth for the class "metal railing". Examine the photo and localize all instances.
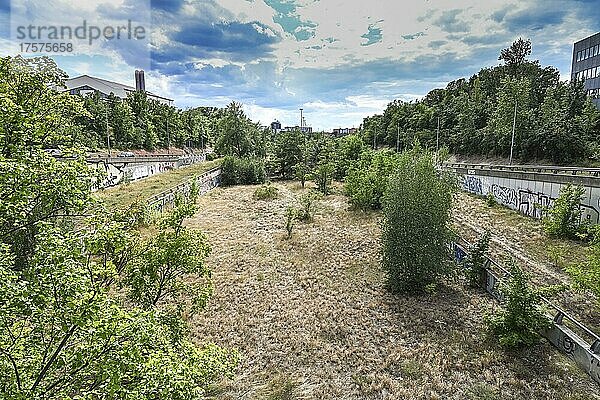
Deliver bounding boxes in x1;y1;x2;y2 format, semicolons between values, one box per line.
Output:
146;167;222;214
453;236;600;384
444;162;600;178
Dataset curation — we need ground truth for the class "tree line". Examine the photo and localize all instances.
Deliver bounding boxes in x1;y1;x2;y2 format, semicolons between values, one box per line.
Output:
360;38;600;164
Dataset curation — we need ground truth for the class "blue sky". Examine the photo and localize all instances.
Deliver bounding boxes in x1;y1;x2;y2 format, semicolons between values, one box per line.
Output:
1;0;600;130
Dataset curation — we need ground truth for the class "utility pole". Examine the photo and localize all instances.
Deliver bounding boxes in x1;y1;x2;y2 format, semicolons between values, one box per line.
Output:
166;113;170;155
299;108;303;132
509;100;517;165
396;122;400;152
436;116;440;163
373;127;377;150
105;104;111;157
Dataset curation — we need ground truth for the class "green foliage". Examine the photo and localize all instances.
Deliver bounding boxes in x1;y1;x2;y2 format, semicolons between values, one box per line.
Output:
486;192;497;207
345;150;399;210
381;151;456;293
284;206;297;239
358;39;600;164
314;162;334;195
253;184;279;200
485;263;551;348
542;184;586;239
567;227;600;300
216;101;265;157
297;192;320;222
220;156;266;186
464;231;491;287
0;56;237;399
272;130;304;179
334;134;367;179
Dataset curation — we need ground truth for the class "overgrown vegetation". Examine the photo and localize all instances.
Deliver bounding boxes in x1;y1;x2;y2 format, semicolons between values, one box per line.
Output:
253;183;279;200
464;231;492;288
220;156;266;186
381;151;456;293
360;38;600;164
345;150;399;210
485;263;551;348
568;228;600;300
542;184;586;239
0;56;237;399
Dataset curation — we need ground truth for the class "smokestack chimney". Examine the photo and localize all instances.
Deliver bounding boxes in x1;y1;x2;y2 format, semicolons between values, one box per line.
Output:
135;70;146;92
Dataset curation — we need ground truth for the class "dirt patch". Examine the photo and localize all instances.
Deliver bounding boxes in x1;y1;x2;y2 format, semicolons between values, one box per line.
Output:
187;182;598;399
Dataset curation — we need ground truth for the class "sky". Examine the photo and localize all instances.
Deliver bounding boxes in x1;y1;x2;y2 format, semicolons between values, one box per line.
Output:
1;0;599;131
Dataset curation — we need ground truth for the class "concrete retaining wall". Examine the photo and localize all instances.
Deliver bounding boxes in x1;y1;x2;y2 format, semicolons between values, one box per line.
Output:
446;163;600;224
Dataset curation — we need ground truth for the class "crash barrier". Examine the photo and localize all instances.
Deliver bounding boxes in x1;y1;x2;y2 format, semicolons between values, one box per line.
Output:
146;167;221;214
443;162;600;224
452;237;600;385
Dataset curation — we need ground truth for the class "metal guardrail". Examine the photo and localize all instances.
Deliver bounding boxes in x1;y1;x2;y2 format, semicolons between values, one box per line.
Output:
452;237;600;384
146;167;222;214
444;162;600;178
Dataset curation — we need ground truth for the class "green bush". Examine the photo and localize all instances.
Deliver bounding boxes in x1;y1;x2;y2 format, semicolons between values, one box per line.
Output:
381;151;456;293
314;162;334;195
297;192;320;222
542;184;586;239
253;184;279;200
464;231;491;287
345;150;398;210
485;263;551;348
285;206;297;239
567;226;600;300
220;156;266;186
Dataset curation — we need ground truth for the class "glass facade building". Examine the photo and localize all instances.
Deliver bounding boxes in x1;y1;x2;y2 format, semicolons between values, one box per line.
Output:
572;32;600;108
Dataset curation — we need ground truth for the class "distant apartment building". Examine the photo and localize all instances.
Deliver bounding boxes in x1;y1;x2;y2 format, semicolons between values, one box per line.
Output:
332;127;358;136
61;70;174;106
283;125;313;134
572;32;600;108
271;120;282;133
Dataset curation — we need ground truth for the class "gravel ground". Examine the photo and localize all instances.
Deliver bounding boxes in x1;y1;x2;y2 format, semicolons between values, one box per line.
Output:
187;182;598;399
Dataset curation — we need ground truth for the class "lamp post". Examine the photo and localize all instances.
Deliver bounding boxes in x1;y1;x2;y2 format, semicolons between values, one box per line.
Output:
396;122;400;152
436;116;440;163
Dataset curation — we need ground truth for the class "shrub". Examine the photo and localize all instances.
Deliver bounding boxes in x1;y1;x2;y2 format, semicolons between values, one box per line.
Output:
221;156;266;186
485;263;551;348
297;192;320;222
345;150;398;210
381;151;456;293
567;226;600;300
486;192;497;207
464;231;491;287
314;162;334;195
285;206;297;239
253;184;279;200
542;184;586;239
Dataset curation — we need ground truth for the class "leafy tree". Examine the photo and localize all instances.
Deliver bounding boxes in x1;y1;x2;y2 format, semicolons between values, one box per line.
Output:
498;37;532;66
542;184;586;239
381;151;456;293
272;130;304;179
0;56;237;399
216;101;253;157
345;150;398;210
568;228;600;300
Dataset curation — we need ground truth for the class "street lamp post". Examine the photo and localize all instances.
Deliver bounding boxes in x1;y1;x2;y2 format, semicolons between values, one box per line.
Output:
396;122;400;152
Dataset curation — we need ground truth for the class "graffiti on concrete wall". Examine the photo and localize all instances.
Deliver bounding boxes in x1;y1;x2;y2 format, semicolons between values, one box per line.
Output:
491;184;518;208
90;160;176;189
461;174;600;224
463;176;483;195
518;190;553;219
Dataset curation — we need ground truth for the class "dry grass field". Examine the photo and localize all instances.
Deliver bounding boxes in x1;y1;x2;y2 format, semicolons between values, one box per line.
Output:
186;182;598;400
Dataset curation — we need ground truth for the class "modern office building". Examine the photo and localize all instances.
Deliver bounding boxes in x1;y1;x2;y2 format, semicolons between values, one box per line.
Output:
571;32;600;108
